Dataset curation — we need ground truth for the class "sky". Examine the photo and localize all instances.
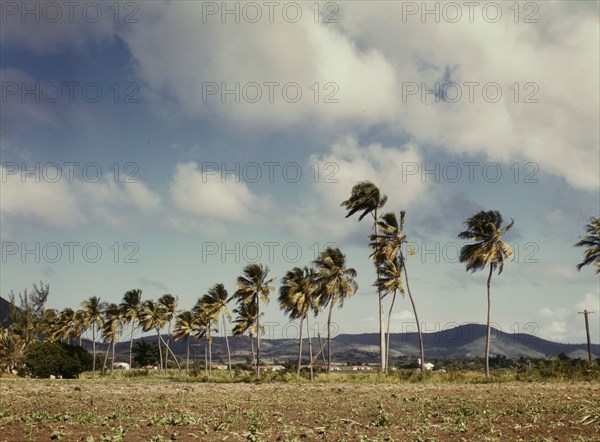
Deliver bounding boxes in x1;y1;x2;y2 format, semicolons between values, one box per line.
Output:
1;1;599;345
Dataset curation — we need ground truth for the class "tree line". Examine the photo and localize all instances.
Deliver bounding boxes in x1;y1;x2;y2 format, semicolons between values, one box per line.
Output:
1;181;598;379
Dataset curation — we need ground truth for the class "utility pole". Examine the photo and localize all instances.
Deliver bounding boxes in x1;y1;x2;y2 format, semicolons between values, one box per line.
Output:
578;310;595;365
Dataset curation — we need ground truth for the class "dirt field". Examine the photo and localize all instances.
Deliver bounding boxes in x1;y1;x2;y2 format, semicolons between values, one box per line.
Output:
0;380;598;441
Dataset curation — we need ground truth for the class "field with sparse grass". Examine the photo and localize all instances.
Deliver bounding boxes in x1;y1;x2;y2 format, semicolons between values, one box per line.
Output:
0;376;599;442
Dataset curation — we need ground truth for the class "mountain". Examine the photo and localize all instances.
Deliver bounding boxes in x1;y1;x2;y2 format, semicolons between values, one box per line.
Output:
91;324;599;364
0;296;13;327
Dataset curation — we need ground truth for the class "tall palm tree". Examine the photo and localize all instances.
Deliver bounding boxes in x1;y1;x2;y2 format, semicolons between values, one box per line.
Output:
158;294;178;370
313;247;358;373
101;303;122;375
120;289;142;369
279;266;318;379
193;296;216;373
173;310;195;373
342;180;388;372
458;210;514;378
575;216;600;273
234;264;275;378
370;211;424;373
81;296;105;378
139;300;167;371
232;300;262;370
200;284;233;377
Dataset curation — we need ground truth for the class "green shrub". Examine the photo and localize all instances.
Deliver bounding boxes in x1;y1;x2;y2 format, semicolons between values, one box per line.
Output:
23;341;92;379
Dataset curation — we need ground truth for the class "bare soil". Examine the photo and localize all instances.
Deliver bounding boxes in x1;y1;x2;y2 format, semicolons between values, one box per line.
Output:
0;380;598;441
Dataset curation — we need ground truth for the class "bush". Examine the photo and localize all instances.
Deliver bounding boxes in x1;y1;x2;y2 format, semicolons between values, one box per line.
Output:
23;341;92;379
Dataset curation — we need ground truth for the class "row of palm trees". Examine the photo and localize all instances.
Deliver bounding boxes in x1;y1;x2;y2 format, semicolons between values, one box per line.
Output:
34;179;600;379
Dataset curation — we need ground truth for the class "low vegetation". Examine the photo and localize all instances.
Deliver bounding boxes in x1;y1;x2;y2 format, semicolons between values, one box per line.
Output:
0;379;597;441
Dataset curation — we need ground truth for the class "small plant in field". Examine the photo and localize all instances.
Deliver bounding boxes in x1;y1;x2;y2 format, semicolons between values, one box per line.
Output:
370;403;391;427
243;423;265;442
50;429;66;440
148;410;198;426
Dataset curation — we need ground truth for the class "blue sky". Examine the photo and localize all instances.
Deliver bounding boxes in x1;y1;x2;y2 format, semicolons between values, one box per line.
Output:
1;1;598;344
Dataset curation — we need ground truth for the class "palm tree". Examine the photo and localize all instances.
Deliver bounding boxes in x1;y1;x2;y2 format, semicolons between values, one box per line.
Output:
234;264;275;378
139;300;167;371
101;303;122;375
370;211;424;373
158;294;178;370
232;300;262;370
341;180;388;372
139;299;182;372
200;284;233;377
173;310;195;373
279;266;318;379
120;289;142;369
313;247;358;373
55;308;76;344
575;216;600;273
189;310;210;372
193;296;216;374
81;296;105;378
458;210;514;378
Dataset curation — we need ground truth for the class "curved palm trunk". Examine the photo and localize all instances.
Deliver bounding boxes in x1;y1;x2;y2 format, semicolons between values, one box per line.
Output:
164;321;172;370
385;290;397;374
102;342;111;374
485;265;493;378
157;333;182;372
296;316;304;377
156;328;164;372
306;314;314;381
403;262;424;373
223;312;232;378
255;294;261;379
326;299;336;374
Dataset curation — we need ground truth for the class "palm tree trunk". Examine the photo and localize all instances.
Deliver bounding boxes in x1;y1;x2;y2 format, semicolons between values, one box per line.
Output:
164;322;171;370
297;316;304;377
385;290;397;374
485;265;493;378
318;331;327;367
204;340;208;374
158;333;182;372
326;300;335;374
256;294;261;379
403;261;424;373
307;314;313;381
111;338;115;376
156;328;164;372
129;321;135;369
223;312;232;378
250;334;256;371
186;338;190;374
208;320;212;375
102;342;111;374
92;324;96;378
373;209;386;374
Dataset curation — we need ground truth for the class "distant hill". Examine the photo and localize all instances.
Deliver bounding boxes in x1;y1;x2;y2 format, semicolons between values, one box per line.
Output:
86;324;599;364
0;296;13;327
